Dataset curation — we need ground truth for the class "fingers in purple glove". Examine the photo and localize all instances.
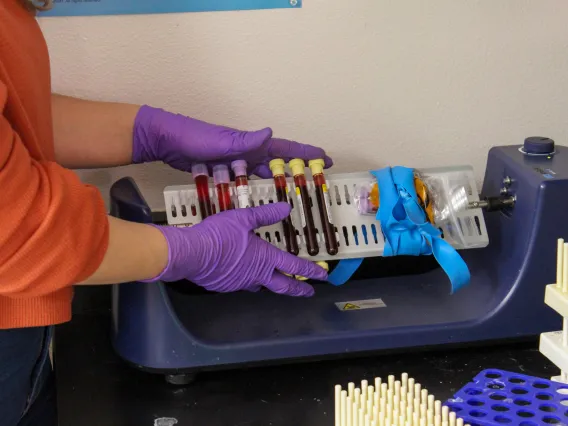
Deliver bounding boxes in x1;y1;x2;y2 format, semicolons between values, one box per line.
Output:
264;271;315;297
251;164;292;179
266;138;333;168
240;201;292;229
247;203;328;281
251;164;273;179
230;127;273;156
245;284;263;293
267;242;328;281
244;203;326;297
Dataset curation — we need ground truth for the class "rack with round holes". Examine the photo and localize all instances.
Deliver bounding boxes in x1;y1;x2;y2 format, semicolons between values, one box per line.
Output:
446;369;568;426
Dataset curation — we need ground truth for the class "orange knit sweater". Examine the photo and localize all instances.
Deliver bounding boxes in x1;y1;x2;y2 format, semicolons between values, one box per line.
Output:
0;1;109;328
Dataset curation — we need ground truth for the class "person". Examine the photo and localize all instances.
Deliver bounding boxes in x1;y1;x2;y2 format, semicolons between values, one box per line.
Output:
0;1;333;424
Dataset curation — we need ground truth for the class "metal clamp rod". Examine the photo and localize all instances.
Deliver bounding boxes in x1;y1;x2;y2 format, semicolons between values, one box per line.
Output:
469;195;516;212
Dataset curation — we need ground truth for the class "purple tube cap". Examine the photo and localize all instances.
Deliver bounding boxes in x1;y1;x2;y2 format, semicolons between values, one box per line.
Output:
213;164;230;185
191;163;208;178
231;160;248;177
356;187;372;214
358;196;371;214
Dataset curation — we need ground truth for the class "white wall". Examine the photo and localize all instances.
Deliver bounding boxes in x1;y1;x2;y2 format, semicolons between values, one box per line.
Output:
39;0;568;210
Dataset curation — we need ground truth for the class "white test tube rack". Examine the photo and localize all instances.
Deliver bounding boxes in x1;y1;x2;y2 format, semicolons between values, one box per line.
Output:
539;238;568;383
163;167;489;263
334;373;469;426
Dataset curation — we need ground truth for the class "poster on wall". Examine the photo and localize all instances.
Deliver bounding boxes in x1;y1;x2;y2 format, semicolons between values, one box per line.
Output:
39;0;300;17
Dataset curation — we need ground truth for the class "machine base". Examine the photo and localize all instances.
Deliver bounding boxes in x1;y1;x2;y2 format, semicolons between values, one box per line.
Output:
109;144;568;378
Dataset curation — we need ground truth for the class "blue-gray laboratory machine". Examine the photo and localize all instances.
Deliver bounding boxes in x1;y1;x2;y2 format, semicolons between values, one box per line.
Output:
109;137;565;384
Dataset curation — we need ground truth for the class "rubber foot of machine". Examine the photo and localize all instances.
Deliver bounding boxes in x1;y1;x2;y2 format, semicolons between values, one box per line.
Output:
164;373;196;386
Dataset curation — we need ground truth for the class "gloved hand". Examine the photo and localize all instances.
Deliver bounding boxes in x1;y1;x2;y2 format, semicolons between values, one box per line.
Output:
132;105;333;178
145;202;327;296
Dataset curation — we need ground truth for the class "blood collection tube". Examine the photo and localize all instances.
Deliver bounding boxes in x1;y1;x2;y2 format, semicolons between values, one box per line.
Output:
192;163;213;219
309;159;338;255
213;164;232;212
269;159;299;255
289;158;319;256
231;160;252;208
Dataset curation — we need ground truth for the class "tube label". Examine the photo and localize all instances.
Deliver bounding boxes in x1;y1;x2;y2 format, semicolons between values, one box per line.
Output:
236;185;251;208
322;184;333;223
295;187;307;227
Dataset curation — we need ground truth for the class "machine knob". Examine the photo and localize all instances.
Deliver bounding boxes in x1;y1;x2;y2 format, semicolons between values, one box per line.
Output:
523;136;555;155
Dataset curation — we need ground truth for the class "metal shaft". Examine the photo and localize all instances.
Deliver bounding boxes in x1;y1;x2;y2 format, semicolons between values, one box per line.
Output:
468;195;515;212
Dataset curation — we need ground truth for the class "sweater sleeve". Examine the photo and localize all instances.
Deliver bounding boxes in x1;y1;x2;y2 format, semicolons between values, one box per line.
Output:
0;82;109;298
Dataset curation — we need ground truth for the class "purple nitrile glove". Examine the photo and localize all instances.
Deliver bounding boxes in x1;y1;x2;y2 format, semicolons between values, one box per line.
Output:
146;202;327;296
132;105;333;178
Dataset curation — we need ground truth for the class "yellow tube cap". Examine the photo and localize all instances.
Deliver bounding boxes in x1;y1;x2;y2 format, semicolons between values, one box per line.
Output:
308;159;325;175
269;159;285;177
288;158;306;176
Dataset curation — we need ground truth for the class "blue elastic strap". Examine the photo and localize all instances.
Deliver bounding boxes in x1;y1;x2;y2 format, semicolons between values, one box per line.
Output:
327;166;470;293
373;166;470;293
328;257;364;286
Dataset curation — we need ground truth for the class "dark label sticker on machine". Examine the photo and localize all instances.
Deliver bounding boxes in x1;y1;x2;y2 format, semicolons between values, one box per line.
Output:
335;298;387;311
